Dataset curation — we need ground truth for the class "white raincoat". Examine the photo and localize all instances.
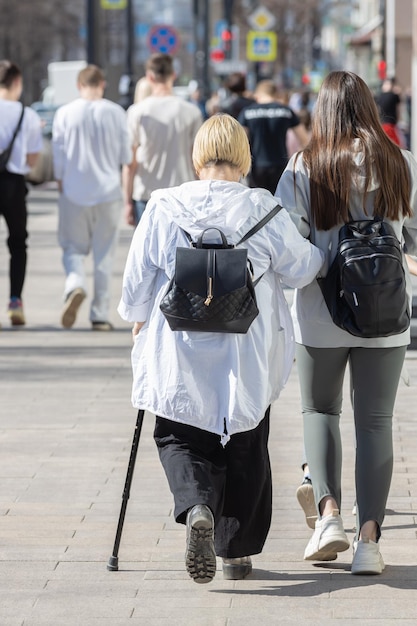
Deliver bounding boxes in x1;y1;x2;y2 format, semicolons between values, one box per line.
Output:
118;179;324;442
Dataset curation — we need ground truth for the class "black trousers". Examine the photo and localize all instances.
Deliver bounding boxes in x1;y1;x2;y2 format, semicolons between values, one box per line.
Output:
154;408;272;558
0;171;28;299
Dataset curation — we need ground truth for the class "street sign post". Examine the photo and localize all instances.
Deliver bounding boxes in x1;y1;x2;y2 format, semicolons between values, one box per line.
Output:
101;0;127;9
148;25;180;55
246;31;277;62
247;6;276;31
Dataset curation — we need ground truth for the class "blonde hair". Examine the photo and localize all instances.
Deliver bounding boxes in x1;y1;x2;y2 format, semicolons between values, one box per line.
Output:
192;114;251;177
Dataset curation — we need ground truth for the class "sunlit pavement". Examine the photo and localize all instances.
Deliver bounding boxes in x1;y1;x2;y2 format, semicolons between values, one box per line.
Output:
0;185;416;625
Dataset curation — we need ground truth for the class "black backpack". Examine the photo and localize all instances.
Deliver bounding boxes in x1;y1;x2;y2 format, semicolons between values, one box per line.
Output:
159;204;282;333
317;215;410;338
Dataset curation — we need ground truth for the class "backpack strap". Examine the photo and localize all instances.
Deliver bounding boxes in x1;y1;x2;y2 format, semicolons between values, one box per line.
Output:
238;203;283;287
182;201;283;288
7;104;25;152
236;203;283;245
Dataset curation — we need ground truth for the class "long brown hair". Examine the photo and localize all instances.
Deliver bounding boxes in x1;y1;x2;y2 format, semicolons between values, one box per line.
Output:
300;71;412;230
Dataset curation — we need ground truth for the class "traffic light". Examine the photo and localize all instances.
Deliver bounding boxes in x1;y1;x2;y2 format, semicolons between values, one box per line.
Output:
210;49;225;62
221;27;233;59
378;59;387;80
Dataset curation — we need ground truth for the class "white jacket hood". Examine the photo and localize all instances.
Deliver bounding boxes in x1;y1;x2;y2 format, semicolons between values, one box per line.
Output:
150;179;280;242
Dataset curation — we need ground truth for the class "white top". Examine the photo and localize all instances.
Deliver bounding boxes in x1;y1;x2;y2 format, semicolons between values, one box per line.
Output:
117;180;324;442
0;100;43;175
52;97;132;206
126;95;203;201
276;148;417;348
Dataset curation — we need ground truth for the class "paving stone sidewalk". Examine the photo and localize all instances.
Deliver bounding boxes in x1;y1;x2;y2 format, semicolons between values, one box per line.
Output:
0;186;416;625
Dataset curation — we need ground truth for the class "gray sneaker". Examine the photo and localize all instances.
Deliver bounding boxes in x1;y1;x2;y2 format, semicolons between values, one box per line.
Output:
185;505;216;583
222;556;252;580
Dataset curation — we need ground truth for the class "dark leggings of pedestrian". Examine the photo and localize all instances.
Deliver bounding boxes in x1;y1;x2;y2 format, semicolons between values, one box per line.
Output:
0;171;28;299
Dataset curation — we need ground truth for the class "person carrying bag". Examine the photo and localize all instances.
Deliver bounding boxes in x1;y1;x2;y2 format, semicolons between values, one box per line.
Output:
0;60;43;327
117;113;324;583
276;70;417;575
0;103;24;172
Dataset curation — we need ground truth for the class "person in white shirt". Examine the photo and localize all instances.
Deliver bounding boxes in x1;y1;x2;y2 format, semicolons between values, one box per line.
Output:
0;60;43;327
52;65;131;331
123;53;203;227
118;114;324;583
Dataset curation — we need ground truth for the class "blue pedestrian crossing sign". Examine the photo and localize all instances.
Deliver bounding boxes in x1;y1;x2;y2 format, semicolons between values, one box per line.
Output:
247;31;277;62
148;25;180;55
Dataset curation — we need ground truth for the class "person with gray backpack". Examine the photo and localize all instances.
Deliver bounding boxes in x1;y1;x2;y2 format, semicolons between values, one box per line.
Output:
276;70;417;575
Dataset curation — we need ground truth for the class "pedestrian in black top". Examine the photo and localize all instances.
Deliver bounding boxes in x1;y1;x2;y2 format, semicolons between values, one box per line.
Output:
239;80;309;194
219;72;255;120
374;77;402;146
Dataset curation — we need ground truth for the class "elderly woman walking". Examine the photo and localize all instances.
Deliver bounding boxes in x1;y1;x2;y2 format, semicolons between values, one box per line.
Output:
118;114;324;583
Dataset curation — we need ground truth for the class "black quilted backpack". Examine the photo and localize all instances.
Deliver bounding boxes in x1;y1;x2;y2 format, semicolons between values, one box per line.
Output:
159;204;282;333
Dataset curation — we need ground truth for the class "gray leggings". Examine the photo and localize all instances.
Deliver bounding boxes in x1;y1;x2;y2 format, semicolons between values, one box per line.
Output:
296;344;407;539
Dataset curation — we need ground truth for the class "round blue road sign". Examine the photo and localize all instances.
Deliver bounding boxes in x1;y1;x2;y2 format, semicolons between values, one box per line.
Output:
148;25;180;55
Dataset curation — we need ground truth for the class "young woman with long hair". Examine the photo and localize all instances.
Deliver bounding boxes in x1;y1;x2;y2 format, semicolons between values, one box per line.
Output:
276;71;417;575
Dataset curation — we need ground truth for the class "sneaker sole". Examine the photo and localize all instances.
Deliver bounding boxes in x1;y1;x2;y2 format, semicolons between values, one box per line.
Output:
92;323;113;331
61;289;86;328
304;538;350;561
296;483;317;530
9;312;25;326
185;525;216;584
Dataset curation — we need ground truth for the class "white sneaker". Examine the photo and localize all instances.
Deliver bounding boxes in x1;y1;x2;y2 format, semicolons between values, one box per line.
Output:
296;477;317;530
351;538;385;575
61;288;86;328
304;510;350;561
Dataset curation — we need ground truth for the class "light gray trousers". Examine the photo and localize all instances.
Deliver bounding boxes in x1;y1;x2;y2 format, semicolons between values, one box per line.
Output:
296;344;407;539
58;195;121;322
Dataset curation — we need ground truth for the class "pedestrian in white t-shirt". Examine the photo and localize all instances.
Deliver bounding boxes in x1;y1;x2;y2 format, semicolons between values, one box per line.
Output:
123;53;203;227
52;65;132;331
0;60;43;327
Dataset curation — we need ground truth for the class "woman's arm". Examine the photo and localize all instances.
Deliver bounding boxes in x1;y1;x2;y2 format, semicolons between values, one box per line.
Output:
406;254;417;276
132;321;145;340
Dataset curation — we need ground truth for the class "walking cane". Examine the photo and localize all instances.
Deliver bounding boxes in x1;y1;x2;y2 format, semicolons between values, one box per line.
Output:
107;409;145;571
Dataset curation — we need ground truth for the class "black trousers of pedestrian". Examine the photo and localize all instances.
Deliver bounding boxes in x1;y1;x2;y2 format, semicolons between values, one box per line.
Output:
248;162;288;195
0;171;28;299
154;408;272;559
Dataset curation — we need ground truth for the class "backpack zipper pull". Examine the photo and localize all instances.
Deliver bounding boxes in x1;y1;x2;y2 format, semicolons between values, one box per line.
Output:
205;277;213;306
